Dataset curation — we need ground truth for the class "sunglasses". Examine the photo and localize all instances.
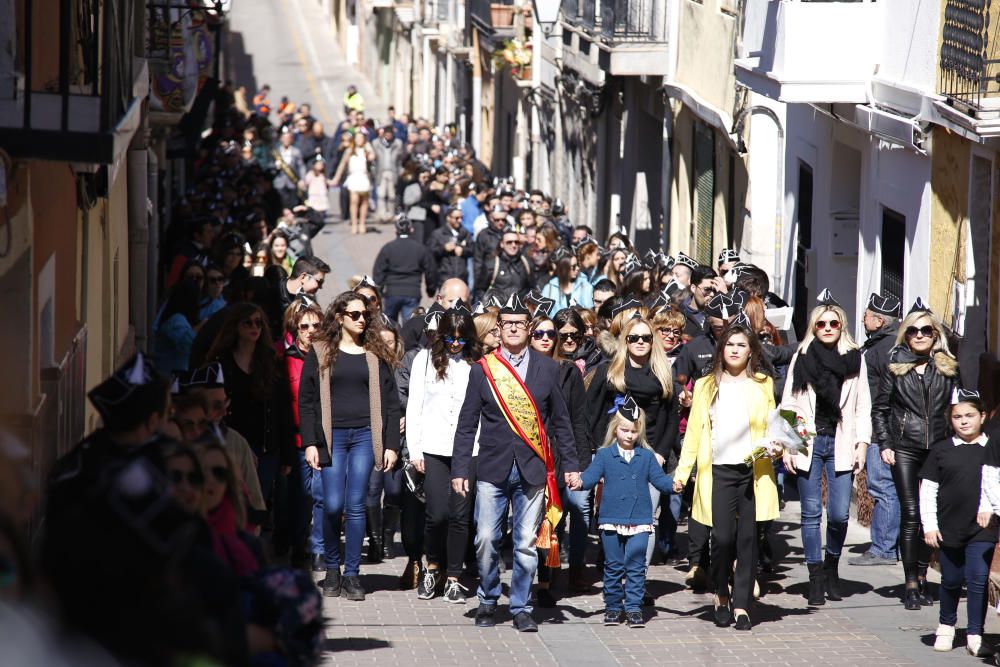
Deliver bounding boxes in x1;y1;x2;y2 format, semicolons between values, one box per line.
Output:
626;334;654;344
443;336;467;346
209;399;230;412
905;325;935;339
208;465;229;483
299;322;320;331
343;310;369;322
207;276;226;284
560;332;583;343
169;469;204;487
569;264;580;270
815;320;841;330
532;330;558;341
657;328;683;339
503;240;521;246
241;317;264;328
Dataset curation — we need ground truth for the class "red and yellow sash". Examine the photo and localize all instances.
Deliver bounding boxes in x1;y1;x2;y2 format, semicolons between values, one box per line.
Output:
479;350;563;566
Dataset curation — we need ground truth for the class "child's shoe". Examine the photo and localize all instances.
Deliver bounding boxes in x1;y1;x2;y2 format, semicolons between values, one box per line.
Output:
625;611;645;628
967;634;990;657
933;624;955;652
603;610;624;625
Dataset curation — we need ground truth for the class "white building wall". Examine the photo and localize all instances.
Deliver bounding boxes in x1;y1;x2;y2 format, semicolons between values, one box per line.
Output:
877;0;940;94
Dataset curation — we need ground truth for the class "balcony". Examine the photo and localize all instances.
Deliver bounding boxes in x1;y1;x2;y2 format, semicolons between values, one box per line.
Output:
735;0;880;104
939;0;1000;119
0;0;149;164
469;0;517;37
560;0;669;78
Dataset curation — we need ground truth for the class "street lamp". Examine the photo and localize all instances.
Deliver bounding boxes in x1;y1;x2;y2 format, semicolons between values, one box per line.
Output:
532;0;563;35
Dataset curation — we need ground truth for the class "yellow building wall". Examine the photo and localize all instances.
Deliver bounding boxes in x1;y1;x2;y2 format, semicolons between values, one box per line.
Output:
929;128;969;323
674;0;738;120
82;169;132;432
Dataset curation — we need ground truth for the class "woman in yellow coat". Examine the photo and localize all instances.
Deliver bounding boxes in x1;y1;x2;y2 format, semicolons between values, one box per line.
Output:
672;322;780;631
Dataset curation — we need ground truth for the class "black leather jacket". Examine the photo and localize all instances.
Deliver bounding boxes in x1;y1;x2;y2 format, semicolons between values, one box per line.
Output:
872;350;960;452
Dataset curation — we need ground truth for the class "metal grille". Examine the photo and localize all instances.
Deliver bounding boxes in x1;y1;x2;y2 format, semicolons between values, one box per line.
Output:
601;0;667;42
881;208;906;303
940;0;1000;107
693;123;715;266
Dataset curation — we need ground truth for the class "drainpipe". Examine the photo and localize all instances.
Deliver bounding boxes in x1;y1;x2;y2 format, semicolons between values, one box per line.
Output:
734;105;785;296
146;146;160;346
661;96;673;252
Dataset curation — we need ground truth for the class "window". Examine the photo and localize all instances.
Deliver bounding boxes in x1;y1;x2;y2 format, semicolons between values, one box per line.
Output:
880;207;905;303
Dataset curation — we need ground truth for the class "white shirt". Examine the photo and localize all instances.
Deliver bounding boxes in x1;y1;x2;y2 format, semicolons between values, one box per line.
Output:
405;349;473;461
921;434;991;533
710;379;754;465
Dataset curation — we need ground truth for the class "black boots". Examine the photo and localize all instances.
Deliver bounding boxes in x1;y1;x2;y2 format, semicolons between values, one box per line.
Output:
807;562;825;606
823;554;842;601
323;568;342;597
382;506;400;559
366;506;384;564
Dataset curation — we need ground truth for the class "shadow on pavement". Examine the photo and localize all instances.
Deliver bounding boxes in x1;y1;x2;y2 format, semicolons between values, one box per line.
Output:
325;637;392;652
225;30;257;92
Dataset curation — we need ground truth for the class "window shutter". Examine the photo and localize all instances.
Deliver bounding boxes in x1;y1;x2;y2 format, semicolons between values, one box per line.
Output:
693;124;715;265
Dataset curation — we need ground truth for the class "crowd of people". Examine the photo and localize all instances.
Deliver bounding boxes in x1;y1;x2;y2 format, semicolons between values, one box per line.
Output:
7;80;1000;667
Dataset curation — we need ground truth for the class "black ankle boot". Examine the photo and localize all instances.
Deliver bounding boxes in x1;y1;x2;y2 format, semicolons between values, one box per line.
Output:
823;554;842;601
382;506;400;558
365;506;384;564
323;568;342;597
916;578;934;606
806;562;825;606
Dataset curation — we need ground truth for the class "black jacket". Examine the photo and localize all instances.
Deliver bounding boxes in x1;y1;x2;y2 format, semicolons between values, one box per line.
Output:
872;350;961;451
478;251;533;302
373;235;437;298
473;225;504;295
585;361;682;472
862;323;899;407
452;350;579;487
429;225;472;284
556;361;594;485
673;333;717;383
218;352;297;465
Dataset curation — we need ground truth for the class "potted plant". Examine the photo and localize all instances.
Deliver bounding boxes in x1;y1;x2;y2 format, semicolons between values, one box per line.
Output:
492;38;532;79
490;3;515;26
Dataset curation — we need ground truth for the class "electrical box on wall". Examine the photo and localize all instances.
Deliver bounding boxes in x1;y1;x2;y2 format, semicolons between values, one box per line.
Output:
830;208;859;257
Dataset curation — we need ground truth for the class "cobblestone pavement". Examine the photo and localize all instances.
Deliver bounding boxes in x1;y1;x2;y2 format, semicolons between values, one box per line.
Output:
317;503;999;666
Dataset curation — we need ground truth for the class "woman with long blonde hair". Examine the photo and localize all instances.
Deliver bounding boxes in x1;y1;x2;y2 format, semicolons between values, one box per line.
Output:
587;314;680;575
781;290;871;606
872;299;960;610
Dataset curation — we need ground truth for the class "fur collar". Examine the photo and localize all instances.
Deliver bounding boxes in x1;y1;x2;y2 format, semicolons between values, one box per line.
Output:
889;350;959;377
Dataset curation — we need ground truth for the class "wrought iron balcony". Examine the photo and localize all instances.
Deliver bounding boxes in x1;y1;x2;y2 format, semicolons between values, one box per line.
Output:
0;0;149;163
939;0;1000;114
600;0;668;44
560;0;669;76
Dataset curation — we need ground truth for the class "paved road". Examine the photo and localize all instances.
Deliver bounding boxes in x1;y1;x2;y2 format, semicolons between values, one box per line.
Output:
318;502;996;667
224;4;1000;664
227;0;390;304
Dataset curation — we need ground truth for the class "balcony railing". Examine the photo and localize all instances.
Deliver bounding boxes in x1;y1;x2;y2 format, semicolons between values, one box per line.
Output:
600;0;667;43
0;0;148;163
939;0;1000;110
469;0;516;34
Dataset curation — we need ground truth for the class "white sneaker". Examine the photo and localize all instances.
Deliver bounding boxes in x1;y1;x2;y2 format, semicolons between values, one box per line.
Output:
933;624;955;652
967;634;989;657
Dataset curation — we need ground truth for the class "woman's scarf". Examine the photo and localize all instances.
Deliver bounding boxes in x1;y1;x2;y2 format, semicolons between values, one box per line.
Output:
207;496;259;577
791;342;862;424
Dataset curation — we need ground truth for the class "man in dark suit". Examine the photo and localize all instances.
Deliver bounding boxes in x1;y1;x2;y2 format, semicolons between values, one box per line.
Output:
451;294;581;632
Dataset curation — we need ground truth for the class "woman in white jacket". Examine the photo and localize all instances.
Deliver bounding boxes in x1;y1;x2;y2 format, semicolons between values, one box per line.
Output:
781;290;871;607
406;303;483;602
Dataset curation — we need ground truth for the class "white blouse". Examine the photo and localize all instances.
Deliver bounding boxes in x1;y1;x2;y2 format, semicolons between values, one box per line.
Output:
710;379;754;465
405;349;474;461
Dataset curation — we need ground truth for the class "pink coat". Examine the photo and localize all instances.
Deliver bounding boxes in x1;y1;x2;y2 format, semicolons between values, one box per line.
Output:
780;351;873;473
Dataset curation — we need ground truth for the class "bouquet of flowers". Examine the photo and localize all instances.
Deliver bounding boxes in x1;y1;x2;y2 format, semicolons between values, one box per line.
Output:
744;409;814;466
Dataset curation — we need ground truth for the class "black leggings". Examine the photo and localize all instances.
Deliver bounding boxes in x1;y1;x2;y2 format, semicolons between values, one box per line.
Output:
890;447;930;581
711;464;757;611
423;453;476;577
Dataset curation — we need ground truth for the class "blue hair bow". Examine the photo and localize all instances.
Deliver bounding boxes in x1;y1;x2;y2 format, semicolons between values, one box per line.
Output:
607;395;626;415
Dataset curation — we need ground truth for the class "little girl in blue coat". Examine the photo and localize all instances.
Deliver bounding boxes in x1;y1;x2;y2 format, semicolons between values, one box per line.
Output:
573;394;675;627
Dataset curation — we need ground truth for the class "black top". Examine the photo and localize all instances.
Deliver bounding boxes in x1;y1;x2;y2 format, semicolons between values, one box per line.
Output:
920;437;997;547
331;351;371;427
815;403;838;437
372;236;438;298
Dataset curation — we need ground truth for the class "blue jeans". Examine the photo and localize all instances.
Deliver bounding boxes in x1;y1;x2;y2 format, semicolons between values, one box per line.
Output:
558;486;592;568
383;295;419;324
797;434;853;563
288;450;325;554
601;530;649;612
301;451;325;554
866;441;900;559
475;463;545;615
939;541;995;635
656;479;682;556
320;427;375;575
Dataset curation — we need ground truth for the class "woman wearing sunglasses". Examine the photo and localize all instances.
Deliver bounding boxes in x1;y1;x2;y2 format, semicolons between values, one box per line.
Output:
206;303;295;517
587;314;680;592
540;254;595;314
531;310;597;594
200;442;262;577
298;292;401;602
780;290;871;606
405;305;483;602
163;441;206;516
872;299;960;610
278;301;327;571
